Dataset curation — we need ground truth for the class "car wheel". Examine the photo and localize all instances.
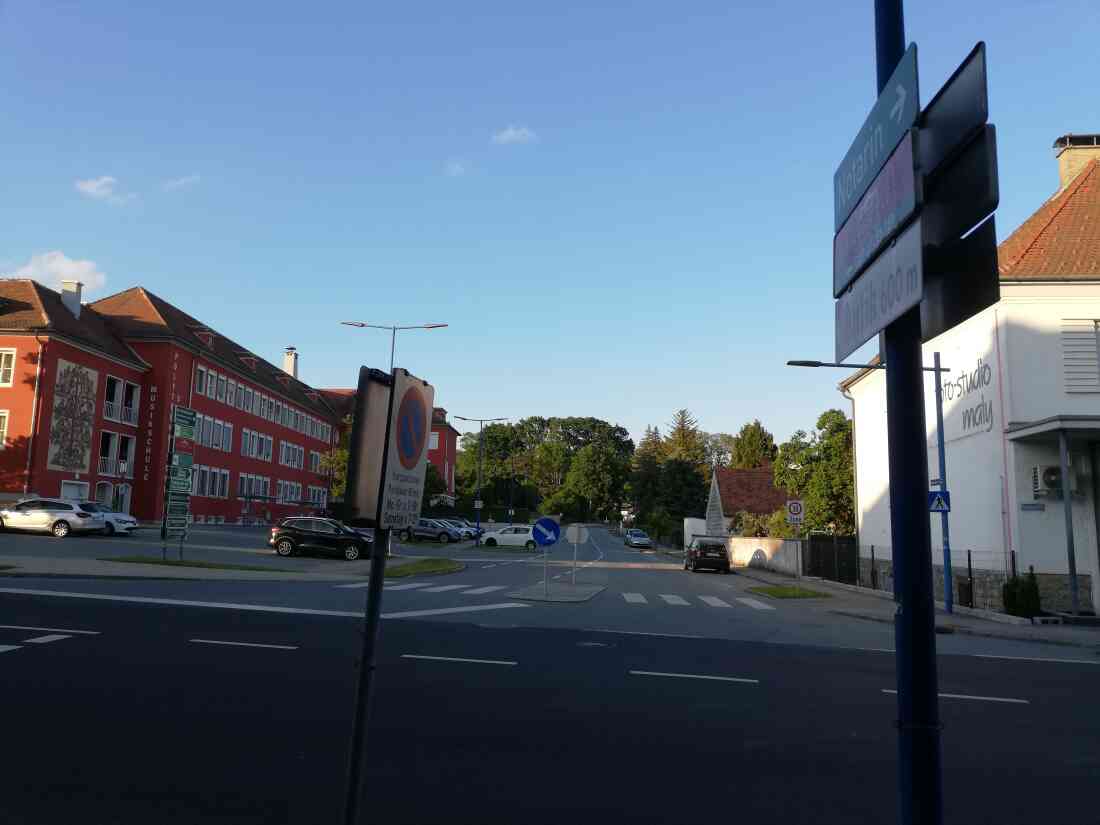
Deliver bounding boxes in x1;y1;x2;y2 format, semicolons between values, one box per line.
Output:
525;540;536;551
275;538;294;557
438;533;450;544
104;522;115;537
344;545;360;561
485;538;497;547
52;520;71;538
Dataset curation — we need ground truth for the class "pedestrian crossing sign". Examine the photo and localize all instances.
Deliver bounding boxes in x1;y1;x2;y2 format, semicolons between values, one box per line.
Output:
928;491;951;513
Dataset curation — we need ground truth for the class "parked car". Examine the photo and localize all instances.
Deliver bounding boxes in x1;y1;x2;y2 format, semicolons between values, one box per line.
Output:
78;501;139;536
684;537;731;573
623;528;653;549
436;519;477;539
482;524;537;550
458;518;485;536
269;517;372;560
0;498;106;538
399;518;462;544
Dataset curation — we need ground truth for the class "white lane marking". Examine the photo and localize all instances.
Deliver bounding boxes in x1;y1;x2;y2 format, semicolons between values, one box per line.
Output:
22;634;72;644
381;602;530;619
402;654;517;667
482;564;497;569
0;587;365;617
190;639;298;651
384;582;435;591
462;585;508;595
0;645;21;654
975;654;1100;666
659;594;690;606
419;584;470;593
622;593;648;604
630;670;759;685
881;689;1029;705
335;582;372;589
587;628;703;639
736;597;775;611
699;596;731;608
0;624;100;635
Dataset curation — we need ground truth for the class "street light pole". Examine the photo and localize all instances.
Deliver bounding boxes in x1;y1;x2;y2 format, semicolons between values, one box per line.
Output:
455;415;508;546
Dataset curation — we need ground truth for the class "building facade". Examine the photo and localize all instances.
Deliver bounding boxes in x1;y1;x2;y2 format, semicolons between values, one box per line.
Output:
842;135;1100;613
428;407;460;498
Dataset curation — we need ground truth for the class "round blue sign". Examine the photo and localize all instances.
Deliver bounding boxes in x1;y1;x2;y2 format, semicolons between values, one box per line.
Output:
395;386;427;471
532;517;561;547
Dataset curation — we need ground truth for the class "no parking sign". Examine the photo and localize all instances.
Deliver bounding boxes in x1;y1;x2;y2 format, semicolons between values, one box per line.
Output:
379;370;435;529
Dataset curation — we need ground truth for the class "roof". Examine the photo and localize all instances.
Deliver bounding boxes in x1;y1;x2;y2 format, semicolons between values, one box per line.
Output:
90;286;335;418
999;158;1100;279
0;279;145;367
714;465;789;516
319;389;356;420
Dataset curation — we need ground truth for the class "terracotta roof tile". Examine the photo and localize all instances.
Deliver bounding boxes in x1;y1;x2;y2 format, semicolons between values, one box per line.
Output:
715;465;789;516
999;159;1100;279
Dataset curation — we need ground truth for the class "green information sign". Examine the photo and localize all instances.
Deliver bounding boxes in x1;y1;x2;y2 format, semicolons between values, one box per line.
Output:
165;517;189;530
173;407;197;427
174;423;195;441
166;501;189;517
172;453;194;468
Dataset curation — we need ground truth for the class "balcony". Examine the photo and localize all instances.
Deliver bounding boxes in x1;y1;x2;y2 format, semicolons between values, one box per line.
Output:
121;406;139;425
98;456;117;476
104;401;120;421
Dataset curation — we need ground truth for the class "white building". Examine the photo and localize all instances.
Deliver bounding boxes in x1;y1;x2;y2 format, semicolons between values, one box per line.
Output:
841;135;1100;614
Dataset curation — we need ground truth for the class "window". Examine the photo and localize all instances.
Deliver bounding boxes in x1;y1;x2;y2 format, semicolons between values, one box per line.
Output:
223;423;233;452
1061;319;1100;392
429;431;439;450
213;420;223;450
104;375;122;420
205;372;216;399
0;410;7;449
202;416;213;448
0;349;13;388
121;381;140;424
197;467;209;497
195;365;207;396
227;380;236;406
216;375;226;402
219;469;229;498
309;451;320;473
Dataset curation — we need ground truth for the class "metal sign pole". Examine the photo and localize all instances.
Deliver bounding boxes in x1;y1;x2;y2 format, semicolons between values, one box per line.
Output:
572;538;577;585
543;544;549;597
933;352;953;613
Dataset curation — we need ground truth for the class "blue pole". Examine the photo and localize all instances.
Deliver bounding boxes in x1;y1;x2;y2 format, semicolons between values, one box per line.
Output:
934;352;953;614
475;421;483;545
875;1;944;823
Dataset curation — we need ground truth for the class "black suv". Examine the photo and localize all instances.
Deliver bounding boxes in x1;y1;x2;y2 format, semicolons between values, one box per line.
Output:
269;517;372;561
684;538;730;574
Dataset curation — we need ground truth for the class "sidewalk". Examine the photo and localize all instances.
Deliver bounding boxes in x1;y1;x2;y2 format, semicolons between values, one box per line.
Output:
736;565;1100;651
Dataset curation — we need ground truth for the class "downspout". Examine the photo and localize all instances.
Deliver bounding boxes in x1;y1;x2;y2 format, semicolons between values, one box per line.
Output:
993;308;1014;572
23;335;46;495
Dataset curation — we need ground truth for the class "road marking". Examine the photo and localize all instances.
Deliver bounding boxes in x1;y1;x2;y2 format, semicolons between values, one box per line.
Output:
482;564;497;569
881;689;1029;705
630;670;758;685
736;597;775;611
0;624;101;635
586;628;704;639
622;593;648;604
22;634;72;644
0;587;366;617
384;582;435;591
335;582;372;589
419;584;470;593
699;596;732;608
190;639;298;650
0;645;21;654
381;603;530;619
974;654;1100;666
402;654;517;667
462;585;508;595
659;594;689;606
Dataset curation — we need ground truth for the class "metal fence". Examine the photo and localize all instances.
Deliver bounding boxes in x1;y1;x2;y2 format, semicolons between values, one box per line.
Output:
853;544;1012;611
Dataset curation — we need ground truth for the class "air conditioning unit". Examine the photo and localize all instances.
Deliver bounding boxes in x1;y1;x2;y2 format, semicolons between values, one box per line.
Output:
1032;465;1078;499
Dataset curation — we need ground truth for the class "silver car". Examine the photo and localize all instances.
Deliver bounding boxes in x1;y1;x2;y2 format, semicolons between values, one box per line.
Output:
0;497;106;537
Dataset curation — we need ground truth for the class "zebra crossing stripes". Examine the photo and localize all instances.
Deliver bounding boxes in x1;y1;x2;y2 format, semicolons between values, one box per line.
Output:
419;584;470;593
736;597;775;611
698;596;732;608
620;593;768;610
462;585;508;595
622;593;648;604
659;595;690;606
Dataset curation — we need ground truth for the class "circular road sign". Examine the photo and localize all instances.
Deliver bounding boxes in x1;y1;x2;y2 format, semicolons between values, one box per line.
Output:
395;386;428;470
564;524;589;544
533;517;561;547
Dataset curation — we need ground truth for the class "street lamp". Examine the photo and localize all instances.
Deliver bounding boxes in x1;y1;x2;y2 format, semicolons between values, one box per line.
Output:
454;415;507;545
340;321;449;372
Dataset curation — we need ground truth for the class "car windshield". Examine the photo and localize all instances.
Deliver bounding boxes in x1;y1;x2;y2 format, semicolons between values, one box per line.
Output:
79;502;103;512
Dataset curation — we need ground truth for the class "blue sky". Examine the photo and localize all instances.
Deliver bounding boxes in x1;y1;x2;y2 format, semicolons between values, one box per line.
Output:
2;0;1095;445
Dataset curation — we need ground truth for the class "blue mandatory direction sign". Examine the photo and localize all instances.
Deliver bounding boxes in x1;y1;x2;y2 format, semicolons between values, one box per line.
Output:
928;491;951;513
532;517;561;547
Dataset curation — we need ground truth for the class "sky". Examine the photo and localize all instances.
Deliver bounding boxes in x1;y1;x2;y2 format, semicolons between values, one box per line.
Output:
2;0;1096;445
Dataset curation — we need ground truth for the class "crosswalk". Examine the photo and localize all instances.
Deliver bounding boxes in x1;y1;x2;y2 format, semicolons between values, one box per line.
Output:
620;592;776;610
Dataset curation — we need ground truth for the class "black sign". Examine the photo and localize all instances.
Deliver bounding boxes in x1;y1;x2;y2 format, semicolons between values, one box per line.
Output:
918;42;988;176
920;215;999;342
921;125;999;246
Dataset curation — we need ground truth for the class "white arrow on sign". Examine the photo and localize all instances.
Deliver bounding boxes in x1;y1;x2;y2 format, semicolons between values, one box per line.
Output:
890;84;907;124
536;523;556;540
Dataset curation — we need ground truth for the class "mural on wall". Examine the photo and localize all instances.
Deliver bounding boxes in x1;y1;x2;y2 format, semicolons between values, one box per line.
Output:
47;359;99;473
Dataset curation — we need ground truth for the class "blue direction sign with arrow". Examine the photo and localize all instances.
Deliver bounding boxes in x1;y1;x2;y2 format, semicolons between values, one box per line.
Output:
533;517;561;547
928;491;951;513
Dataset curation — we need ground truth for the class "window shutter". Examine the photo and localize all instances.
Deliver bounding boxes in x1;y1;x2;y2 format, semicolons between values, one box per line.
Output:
1061;320;1100;393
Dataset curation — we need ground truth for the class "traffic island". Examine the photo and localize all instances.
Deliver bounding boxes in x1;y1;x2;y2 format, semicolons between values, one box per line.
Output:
385;558;464;578
509;582;606;603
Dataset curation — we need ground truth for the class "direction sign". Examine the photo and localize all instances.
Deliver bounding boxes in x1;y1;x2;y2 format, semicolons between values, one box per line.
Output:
565;524;589;544
173;407;196;427
921;215;999;343
166;500;190;517
171;452;194;468
786;500;805;526
918;43;987;177
473;500;483;510
834;43;919;232
378;370;435;530
174;425;195;443
928;491;951;513
165;517;189;530
533;517;561;547
833;130;918;296
835;217;924;361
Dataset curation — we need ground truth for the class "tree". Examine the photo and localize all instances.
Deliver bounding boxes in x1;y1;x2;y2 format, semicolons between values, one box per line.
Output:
628;426;665;519
659;458;707;523
730;419;777;469
664;410;707;467
735;511;771;537
564;443;629;520
319;415;353;501
773;409;854;535
421;462;447;509
703;432;737;469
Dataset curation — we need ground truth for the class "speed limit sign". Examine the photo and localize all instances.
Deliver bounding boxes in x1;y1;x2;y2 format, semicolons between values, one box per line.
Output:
785;500;804;525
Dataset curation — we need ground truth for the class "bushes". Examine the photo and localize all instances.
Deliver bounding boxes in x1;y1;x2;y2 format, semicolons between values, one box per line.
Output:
1003;567;1042;617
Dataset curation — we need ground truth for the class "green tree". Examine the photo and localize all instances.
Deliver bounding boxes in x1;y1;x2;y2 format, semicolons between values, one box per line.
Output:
563;443;629;520
773;409;854;534
664;410;707;467
319;415;352;501
730;419;777;469
629;426;665;519
703;432;737;468
659;458;708;523
421;462;447;509
735;511;771;537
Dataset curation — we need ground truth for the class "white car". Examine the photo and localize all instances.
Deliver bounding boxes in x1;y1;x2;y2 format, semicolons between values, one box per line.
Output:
481;524;537;550
78;501;139;536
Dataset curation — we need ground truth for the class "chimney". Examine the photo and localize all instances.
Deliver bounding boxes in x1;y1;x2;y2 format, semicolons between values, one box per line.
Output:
60;280;83;319
282;346;299;379
1053;134;1100;190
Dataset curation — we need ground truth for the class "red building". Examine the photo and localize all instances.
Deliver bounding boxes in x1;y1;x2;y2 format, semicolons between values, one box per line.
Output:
428;407;460;497
0;279;340;524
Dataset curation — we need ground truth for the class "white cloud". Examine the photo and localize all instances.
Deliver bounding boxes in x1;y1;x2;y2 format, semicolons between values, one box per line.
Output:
491;125;537;145
445;159;468;177
74;176;136;205
4;251;108;294
164;174;201;191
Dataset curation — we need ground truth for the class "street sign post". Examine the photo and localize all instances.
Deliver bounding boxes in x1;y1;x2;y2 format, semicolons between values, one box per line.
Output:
785;500;805;526
534;517;561;597
834;42;919;233
378;370;435;530
564;523;590;585
928;491;951;512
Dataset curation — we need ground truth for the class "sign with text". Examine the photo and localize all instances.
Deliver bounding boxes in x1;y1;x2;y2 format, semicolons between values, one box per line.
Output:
834;43;919;232
786;500;805;525
835;218;924;361
833;130;918;296
173;407;196;427
379;370;435;530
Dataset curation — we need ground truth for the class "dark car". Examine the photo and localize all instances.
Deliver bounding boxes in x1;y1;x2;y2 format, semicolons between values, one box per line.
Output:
685;538;730;573
269;517;372;560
